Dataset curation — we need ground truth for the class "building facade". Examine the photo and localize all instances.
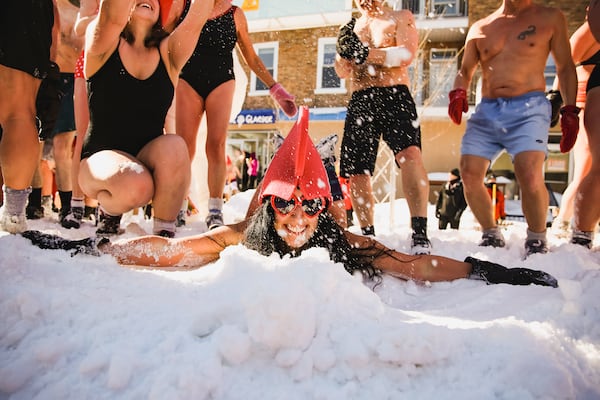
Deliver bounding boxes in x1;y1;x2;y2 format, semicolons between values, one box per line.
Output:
228;0;588;200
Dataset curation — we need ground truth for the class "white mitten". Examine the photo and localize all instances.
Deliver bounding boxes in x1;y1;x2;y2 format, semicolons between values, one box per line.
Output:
382;46;412;67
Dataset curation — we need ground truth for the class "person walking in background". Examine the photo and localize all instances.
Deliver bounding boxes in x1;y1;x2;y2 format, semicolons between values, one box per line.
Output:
175;0;296;230
78;0;214;237
247;152;259;190
0;0;56;233
448;0;578;257
435;168;467;230
550;18;600;236
334;0;431;255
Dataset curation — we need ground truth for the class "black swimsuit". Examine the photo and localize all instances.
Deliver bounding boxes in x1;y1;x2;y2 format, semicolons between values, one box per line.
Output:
179;6;238;99
82;45;174;158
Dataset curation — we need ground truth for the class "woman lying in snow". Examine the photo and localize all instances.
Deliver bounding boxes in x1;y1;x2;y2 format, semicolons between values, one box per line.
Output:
21;108;558;288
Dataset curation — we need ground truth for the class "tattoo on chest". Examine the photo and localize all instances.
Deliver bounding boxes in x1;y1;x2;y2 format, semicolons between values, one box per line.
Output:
517;25;536;40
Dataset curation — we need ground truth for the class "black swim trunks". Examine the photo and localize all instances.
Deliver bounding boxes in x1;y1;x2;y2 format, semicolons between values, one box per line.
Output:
340;85;421;178
50;73;76;136
0;0;54;79
179;6;238;99
82;45;174;158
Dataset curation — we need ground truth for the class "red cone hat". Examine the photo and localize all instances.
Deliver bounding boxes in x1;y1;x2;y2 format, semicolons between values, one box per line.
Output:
259;106;332;203
159;0;173;27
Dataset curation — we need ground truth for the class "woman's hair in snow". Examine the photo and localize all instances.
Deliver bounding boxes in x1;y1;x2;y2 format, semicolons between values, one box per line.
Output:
243;201;382;282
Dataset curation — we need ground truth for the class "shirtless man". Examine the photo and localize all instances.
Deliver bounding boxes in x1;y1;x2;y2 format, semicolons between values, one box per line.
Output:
0;0;56;233
52;0;86;228
448;0;578;256
334;0;431;255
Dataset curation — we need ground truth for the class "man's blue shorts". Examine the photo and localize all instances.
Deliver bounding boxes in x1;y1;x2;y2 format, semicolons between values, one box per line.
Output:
461;91;551;161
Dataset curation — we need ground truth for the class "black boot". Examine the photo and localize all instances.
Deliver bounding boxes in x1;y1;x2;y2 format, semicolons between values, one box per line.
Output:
465;257;558;287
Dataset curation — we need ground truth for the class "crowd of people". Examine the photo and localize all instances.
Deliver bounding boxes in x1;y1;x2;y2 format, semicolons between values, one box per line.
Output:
1;0;598;277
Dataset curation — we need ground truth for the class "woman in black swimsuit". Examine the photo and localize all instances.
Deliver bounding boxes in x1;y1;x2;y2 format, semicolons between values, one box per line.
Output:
176;0;296;230
78;0;214;237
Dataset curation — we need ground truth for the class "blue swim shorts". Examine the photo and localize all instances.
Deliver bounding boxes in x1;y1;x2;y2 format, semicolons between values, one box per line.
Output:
461;91;551;161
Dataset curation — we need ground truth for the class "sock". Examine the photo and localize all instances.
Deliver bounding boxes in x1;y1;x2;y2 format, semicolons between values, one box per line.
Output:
483;226;503;237
361;225;375;236
28;188;42;208
71;197;85;209
3;186;31;215
153;217;175;235
572;230;593;241
411;216;428;237
526;229;547;242
58;190;72;214
208;197;223;215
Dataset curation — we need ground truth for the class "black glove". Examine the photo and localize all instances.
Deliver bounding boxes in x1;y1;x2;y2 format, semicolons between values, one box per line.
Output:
336;18;369;65
546;90;562;128
36;61;63;140
465;256;558;287
21;230;109;257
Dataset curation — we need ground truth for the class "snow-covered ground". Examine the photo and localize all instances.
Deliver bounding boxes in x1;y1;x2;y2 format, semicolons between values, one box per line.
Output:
1;192;599;400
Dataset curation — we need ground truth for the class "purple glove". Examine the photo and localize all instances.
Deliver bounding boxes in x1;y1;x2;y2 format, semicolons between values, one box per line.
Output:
269;83;297;117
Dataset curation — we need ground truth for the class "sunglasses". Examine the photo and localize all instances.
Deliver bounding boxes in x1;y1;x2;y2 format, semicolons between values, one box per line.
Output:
270;195;327;218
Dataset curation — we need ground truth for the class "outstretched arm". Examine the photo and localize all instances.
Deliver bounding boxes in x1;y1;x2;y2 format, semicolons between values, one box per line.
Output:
102;221;247;268
343;232;557;287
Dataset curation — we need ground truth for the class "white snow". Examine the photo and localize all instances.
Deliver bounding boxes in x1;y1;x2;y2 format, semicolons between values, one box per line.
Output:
1;194;599;399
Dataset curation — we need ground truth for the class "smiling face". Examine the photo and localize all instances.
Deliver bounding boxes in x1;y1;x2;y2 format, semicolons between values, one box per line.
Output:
132;0;160;24
272;189;320;250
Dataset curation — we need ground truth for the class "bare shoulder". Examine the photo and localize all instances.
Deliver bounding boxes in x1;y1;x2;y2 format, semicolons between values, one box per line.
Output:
392;9;415;25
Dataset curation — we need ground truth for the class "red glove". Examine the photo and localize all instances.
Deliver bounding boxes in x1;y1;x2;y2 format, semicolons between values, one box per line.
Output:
158;0;173;27
559;105;581;153
269;83;298;117
448;88;468;125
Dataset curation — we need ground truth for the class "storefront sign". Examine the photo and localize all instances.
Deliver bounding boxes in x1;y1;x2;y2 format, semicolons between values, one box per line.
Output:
232;109;276;125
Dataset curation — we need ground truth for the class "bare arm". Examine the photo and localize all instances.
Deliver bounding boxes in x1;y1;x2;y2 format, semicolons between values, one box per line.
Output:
74;0;99;37
343;231;471;282
102;220;248;268
234;7;276;88
84;0;133;76
163;0;214;76
452;25;480;90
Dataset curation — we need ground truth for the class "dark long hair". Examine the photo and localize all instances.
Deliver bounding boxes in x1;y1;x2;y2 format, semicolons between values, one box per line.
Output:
121;21;169;48
243;202;382;283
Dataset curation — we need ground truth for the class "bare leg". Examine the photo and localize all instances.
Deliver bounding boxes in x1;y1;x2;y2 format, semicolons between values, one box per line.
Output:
574;87;600;232
349;173;375;230
513;151;548;234
460;155;494;230
396;145;429;218
175;80;205;160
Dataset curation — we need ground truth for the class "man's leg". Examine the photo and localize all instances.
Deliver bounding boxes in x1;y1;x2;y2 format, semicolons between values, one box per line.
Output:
349;173;375;235
53;130;75;220
396;145;431;254
514;151;549;255
461;154;504;246
0;66;42;232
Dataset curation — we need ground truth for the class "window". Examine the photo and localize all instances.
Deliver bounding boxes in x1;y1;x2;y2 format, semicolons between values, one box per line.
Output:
315;38;345;94
544;55;557;91
392;0;421;14
431;0;459;16
427;49;458;107
250;42;278;95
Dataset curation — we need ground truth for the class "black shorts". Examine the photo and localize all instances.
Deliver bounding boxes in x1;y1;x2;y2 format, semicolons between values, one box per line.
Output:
180;55;235;99
340;85;421;177
51;73;76;136
0;0;54;79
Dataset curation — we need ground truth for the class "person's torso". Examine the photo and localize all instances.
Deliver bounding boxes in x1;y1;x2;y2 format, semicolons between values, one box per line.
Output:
474;5;554;98
85;45;174;155
187;6;237;70
350;10;412;92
